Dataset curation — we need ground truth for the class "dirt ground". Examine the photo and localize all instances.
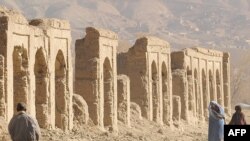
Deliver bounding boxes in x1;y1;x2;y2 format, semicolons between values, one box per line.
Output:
40;111;208;141
36;108;250;141
5;108;250;141
40;121;208;141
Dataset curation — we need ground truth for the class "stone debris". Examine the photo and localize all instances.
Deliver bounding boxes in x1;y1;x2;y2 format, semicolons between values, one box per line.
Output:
73;94;89;126
130;102;142;121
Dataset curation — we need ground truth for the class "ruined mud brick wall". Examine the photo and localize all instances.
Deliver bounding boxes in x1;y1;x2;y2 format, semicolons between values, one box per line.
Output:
0;56;5;117
172;95;181;127
223;53;231;115
0;7;73;130
117;75;130;127
75;27;118;131
171;47;231;122
118;36;172;125
172;69;188;121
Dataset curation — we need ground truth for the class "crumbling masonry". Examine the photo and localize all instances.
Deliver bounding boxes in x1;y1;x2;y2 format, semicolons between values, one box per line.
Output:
117;75;131;127
75;27;118;131
171;47;231;122
0;6;231;132
0;55;4;117
118;37;173;125
0;7;73;130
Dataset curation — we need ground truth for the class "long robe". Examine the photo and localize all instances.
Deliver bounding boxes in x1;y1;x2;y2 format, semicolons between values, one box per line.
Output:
229;112;247;125
8;111;41;141
208;101;225;141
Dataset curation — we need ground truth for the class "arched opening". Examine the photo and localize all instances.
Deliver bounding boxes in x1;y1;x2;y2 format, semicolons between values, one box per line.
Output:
209;70;214;101
194;69;201;118
151;61;159;122
187;66;194;116
34;48;49;128
216;70;222;105
162;62;169;124
103;57;113;127
55;50;67;130
13;46;29;113
202;69;208;118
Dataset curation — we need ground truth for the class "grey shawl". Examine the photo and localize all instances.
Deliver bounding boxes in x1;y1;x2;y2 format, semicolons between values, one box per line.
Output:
8;111;41;141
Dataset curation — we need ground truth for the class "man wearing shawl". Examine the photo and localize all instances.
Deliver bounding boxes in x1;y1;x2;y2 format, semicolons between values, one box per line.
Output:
229;105;247;125
8;102;41;141
208;101;225;141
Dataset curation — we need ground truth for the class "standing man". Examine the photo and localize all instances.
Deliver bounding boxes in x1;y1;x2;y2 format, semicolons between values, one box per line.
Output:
8;102;41;141
229;105;247;125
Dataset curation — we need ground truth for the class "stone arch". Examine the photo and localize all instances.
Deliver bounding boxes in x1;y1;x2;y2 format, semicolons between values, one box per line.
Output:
103;57;113;127
216;69;222;105
209;70;214;101
55;50;67;130
162;62;170;125
151;61;159;122
202;69;208;118
13;46;29;113
34;48;49;128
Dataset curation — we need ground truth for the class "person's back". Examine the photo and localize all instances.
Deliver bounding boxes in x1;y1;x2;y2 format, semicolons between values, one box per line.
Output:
208;101;225;141
8;102;41;141
229;105;247;125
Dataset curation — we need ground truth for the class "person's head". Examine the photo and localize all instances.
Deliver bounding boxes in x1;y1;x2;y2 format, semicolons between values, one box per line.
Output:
211;102;220;113
16;102;26;112
235;105;242;112
211;103;216;109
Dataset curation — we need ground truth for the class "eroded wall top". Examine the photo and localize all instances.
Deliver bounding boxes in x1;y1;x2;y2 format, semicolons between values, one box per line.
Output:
129;36;170;53
171;47;230;70
0;6;28;24
0;6;70;31
85;27;118;40
183;47;225;57
29;18;70;30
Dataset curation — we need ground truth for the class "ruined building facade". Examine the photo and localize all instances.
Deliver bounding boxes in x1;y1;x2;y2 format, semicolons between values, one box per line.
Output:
0;7;73;130
118;37;173;126
171;48;231;122
0;6;231;132
75;27;118;131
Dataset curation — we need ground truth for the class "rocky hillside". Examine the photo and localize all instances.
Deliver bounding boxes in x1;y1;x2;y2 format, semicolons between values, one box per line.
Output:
1;0;250;51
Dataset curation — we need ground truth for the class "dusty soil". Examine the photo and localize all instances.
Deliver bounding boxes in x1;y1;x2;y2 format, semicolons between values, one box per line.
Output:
40;112;208;141
40;121;208;141
9;108;250;141
39;108;250;141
